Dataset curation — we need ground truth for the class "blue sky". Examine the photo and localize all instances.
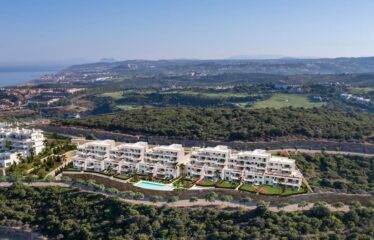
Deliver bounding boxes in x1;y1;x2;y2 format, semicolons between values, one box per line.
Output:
1;0;374;64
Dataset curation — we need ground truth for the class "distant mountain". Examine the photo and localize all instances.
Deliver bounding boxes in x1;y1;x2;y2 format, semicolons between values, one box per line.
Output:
29;57;374;86
227;54;290;60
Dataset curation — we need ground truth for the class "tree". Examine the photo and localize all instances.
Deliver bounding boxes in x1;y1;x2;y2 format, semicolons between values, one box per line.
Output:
204;192;218;202
167;196;179;203
240;197;252;204
189;196;198;202
219;195;233;202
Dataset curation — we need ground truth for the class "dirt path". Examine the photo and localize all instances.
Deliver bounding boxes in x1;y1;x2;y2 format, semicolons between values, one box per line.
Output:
0;181;350;212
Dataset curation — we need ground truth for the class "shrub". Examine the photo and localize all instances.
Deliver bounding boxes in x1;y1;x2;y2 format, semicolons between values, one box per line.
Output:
332;202;345;208
189;196;198;202
204;192;218;202
167;196;179;203
240;197;252;203
219;195;233;202
133;192;144;200
149;196;163;202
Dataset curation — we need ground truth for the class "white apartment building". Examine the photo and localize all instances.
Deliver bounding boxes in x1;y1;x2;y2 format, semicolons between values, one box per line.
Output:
223;149;302;188
73;141;187;178
0;127;45;155
140;144;187;178
0;152;19;168
72;140;303;188
73;140;115;172
109;142;148;174
186;145;231;180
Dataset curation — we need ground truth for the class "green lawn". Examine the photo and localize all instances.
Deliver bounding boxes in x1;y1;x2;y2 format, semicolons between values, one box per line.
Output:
349;87;374;94
114;175;131;181
99;91;124;99
196;179;216;187
215;180;239;189
254;94;324;109
173;178;195;189
116;105;151;110
239;184;307;196
165;91;249;98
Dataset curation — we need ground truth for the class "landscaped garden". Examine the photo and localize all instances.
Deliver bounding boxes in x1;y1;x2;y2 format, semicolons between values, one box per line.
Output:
215;180;239;189
239;184;308;196
196;179;216;187
6;137;76;180
173;177;197;189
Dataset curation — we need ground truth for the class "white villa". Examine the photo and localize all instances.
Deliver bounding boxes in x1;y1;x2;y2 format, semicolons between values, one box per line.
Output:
72;140;303;188
0;127;45;168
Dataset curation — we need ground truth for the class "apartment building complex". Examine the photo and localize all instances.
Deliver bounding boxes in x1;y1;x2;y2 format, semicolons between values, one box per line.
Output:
73;140;115;172
0;152;18;168
140;144;187;178
72;140;303;188
73;141;187;178
110;141;148;174
0;127;45;167
223;149;302;188
186;145;231;180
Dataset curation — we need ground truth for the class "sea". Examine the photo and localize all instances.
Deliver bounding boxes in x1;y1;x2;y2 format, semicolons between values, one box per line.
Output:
0;65;64;87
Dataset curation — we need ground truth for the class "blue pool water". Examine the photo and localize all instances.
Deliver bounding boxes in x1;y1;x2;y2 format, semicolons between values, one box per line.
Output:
134;180;174;191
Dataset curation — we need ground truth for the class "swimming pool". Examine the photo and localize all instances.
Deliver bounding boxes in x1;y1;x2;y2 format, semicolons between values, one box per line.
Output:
134;180;174;191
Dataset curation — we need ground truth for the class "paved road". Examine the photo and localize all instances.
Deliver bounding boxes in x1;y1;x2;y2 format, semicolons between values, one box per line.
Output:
0;181;351;212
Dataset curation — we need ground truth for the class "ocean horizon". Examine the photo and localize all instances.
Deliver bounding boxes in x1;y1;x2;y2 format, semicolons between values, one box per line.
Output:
0;65;64;87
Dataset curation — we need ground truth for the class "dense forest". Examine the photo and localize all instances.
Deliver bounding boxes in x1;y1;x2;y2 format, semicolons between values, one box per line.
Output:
0;184;373;239
293;153;374;193
59;107;374;141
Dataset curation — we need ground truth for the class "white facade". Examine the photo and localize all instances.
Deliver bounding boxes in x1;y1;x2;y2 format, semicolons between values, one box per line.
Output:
0;152;19;168
0;127;45;168
0;127;45;155
73;141;186;178
72;140;303;188
140;144;186;178
223;149;302;188
110;142;148;174
73;140;115;172
186;145;230;180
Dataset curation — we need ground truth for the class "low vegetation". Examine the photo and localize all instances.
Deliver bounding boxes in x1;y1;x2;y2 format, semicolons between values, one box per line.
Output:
254;94;324;109
59;107;374;141
0;184;373;239
293;152;374;193
6;137;76;179
239;184;307;196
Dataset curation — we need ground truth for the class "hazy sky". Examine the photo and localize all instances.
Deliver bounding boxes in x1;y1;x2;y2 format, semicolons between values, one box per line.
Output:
1;0;374;64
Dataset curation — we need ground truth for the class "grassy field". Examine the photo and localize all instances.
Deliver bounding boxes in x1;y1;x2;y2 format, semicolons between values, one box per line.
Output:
165;91;249;98
116;104;153;110
99;91;124;99
254;94;324;109
349;87;374;94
